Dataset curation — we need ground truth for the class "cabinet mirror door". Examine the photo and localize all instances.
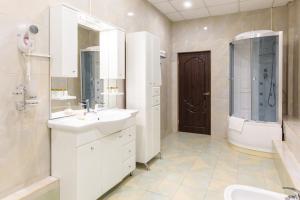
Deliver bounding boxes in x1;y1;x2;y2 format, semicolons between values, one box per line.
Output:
49;5;126;119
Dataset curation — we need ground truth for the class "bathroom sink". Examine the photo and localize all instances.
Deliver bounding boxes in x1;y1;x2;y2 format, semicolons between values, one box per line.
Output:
224;185;287;200
48;109;137;134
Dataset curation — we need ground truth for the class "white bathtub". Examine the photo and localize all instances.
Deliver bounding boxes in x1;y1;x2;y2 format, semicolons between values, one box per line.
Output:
228;116;282;153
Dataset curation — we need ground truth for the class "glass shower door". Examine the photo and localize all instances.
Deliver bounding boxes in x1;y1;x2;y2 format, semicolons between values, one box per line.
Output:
230;39;252;120
251;36;278;122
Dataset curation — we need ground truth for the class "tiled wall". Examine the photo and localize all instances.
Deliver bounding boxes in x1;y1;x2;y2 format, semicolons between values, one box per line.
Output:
287;0;300;117
1;0;296;197
170;6;289;137
0;0;171;197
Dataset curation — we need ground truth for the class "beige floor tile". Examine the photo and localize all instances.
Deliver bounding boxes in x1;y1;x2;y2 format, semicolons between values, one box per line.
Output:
182;171;212;190
148;179;181;197
140;191;170;200
212;168;238;182
205;190;224;200
214;161;238;173
164;172;186;183
101;186;147;200
172;185;206;200
190;158;215;171
101;132;283;200
121;172;165;191
208;177;237;192
237;172;266;188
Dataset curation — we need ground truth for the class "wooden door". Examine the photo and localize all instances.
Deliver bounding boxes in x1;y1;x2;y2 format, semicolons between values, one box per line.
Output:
178;51;211;135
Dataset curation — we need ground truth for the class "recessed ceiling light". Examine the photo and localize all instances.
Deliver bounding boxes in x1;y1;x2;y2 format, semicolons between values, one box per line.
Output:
204;26;208;30
127;12;135;16
183;1;192;8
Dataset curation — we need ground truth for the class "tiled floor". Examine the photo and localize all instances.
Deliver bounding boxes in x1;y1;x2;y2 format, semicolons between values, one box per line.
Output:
100;132;282;200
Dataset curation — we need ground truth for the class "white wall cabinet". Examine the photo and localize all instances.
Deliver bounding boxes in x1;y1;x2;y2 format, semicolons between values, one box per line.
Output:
51;125;136;200
50;5;78;77
50;5;126;79
100;30;125;79
126;32;161;166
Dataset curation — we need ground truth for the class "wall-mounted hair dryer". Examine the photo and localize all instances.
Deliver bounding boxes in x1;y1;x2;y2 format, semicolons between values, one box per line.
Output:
13;25;40;111
17;24;39;82
17;25;39;53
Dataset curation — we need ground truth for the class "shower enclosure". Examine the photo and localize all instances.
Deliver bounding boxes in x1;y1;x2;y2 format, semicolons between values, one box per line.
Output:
80;47;103;109
228;30;283;153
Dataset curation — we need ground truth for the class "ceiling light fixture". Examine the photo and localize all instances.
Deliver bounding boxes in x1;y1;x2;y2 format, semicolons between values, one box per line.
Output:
127;12;135;16
183;1;192;8
203;26;208;30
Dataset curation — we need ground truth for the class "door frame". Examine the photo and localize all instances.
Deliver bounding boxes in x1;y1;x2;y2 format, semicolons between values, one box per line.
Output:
177;51;211;135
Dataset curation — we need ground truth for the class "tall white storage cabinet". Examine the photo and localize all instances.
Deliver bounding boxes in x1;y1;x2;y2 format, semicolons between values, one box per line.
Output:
126;32;161;168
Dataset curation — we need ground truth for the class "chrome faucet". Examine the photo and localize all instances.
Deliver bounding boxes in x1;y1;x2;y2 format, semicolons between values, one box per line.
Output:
283;187;300;200
81;99;90;113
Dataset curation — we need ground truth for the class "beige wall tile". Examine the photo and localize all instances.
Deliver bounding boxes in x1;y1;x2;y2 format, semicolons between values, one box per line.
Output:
287;0;300;117
0;0;172;197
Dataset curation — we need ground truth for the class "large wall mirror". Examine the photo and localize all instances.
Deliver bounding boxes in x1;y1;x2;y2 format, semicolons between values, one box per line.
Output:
50;4;125;119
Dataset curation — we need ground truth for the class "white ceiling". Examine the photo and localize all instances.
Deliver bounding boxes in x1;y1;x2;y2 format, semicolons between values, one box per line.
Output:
148;0;292;21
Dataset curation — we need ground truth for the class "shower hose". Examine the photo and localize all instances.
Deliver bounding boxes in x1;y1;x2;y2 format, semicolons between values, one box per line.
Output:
267;40;276;108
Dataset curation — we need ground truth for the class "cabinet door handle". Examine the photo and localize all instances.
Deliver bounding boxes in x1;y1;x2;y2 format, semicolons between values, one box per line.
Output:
91;146;95;151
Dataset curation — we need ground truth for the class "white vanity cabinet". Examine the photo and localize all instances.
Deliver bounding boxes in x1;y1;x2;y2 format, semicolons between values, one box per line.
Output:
77;141;101;200
100;132;123;193
100;30;125;79
51;121;136;200
101;127;136;194
50;5;78;77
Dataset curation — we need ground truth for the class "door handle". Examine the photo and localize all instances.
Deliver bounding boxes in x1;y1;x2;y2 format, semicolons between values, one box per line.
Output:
203;92;210;96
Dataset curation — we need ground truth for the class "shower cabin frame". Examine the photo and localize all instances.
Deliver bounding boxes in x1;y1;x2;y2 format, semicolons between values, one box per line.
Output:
228;30;283;153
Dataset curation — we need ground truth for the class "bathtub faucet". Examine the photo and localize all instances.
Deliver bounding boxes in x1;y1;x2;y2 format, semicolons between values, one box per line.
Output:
283;187;300;200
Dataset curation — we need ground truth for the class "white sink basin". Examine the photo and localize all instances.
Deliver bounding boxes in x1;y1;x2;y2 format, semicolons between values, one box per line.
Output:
48;109;137;134
224;185;287;200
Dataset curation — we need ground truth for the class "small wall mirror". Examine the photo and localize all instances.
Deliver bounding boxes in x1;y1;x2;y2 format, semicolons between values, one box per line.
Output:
50;5;125;119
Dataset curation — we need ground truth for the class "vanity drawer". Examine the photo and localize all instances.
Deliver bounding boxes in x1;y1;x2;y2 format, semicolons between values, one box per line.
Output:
120;126;136;145
122;141;135;161
122;157;135;177
152;96;160;106
152;87;160;96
